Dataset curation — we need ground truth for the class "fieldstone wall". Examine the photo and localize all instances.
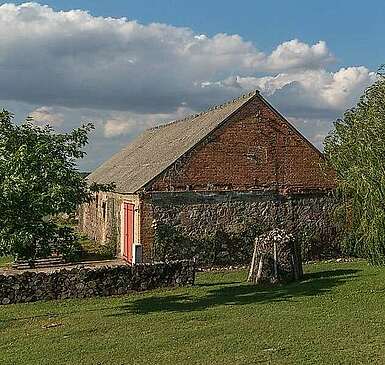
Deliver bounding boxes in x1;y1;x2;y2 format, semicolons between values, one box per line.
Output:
145;190;338;263
0;260;195;305
77;190;338;266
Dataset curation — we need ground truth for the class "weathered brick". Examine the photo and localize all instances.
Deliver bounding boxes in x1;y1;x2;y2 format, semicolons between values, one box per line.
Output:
149;97;335;192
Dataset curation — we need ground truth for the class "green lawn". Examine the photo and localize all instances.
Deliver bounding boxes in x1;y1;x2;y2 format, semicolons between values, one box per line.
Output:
1;261;385;364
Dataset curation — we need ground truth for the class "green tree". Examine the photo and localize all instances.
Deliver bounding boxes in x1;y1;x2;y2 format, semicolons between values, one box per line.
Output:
0;110;113;260
324;69;385;264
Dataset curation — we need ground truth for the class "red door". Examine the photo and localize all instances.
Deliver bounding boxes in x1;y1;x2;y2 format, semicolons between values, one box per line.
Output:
123;203;134;262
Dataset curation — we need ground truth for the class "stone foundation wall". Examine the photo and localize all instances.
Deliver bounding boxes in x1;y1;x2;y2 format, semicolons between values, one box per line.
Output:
78;190;338;265
144;190;338;263
0;260;195;305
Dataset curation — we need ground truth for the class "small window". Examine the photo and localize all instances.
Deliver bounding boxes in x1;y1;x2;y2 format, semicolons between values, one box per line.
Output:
102;201;107;221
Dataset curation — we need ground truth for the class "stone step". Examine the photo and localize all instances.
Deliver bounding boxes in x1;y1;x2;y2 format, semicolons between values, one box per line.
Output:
12;256;65;270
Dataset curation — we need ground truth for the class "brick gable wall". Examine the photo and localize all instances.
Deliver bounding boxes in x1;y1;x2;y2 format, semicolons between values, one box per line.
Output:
147;95;335;193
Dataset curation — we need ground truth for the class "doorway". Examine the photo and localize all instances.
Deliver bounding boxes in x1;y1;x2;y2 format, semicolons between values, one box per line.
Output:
122;202;134;262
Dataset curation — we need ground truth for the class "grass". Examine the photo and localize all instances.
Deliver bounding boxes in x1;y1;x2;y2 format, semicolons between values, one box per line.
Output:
0;256;12;268
1;260;385;364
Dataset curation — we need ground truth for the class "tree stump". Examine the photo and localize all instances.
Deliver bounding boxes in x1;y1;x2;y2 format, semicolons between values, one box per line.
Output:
247;229;303;284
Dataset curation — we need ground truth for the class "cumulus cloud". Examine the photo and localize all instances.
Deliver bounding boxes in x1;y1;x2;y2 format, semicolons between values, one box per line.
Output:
265;40;334;71
268;67;376;117
103;106;194;138
104;119;136;138
0;3;376;170
0;2;338;113
203;66;376;117
29;106;64;126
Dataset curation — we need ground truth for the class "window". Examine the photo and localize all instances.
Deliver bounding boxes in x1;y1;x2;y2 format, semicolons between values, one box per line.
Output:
102;201;107;221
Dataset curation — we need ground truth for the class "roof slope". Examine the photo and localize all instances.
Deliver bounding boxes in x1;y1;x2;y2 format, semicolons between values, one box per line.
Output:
87;91;257;193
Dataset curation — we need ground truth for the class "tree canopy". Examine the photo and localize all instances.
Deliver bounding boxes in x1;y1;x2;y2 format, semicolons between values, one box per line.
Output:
324;70;385;264
0;111;112;260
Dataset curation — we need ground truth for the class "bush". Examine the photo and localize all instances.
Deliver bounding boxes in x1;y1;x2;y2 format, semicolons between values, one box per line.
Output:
0;222;82;261
52;226;82;262
78;235;116;261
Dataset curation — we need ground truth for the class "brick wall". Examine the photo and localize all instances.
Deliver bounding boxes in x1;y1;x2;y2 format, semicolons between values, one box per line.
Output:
148;96;335;193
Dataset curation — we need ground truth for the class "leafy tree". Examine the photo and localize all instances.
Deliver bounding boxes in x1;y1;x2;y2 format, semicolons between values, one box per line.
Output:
0;110;113;260
324;69;385;264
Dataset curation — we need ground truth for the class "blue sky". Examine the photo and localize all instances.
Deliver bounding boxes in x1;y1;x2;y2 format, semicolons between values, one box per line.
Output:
0;2;382;170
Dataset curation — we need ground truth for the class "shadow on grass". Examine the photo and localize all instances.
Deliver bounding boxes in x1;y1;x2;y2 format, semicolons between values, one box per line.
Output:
111;268;361;316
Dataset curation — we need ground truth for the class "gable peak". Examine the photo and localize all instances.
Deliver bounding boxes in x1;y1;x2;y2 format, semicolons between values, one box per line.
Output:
149;89;259;132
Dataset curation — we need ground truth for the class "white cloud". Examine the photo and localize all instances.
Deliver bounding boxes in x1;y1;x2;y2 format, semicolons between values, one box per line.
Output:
288;117;333;151
265;40;334;71
321;67;375;108
0;2;338;113
203;67;376;116
104;119;136;138
103;106;195;138
29;106;64;126
0;3;377;169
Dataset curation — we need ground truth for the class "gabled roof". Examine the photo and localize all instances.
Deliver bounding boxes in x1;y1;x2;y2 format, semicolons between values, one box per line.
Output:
87;91;257;193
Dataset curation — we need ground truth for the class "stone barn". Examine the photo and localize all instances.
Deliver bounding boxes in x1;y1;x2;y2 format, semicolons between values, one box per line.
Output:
78;90;337;265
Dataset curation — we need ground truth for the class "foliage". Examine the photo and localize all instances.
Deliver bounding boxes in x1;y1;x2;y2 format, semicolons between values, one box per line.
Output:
79;235;116;261
0;110;114;260
51;213;78;227
297;224;340;261
153;222;265;266
324;69;385;264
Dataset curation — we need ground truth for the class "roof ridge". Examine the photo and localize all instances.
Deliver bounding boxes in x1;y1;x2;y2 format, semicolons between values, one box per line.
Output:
148;90;259;132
